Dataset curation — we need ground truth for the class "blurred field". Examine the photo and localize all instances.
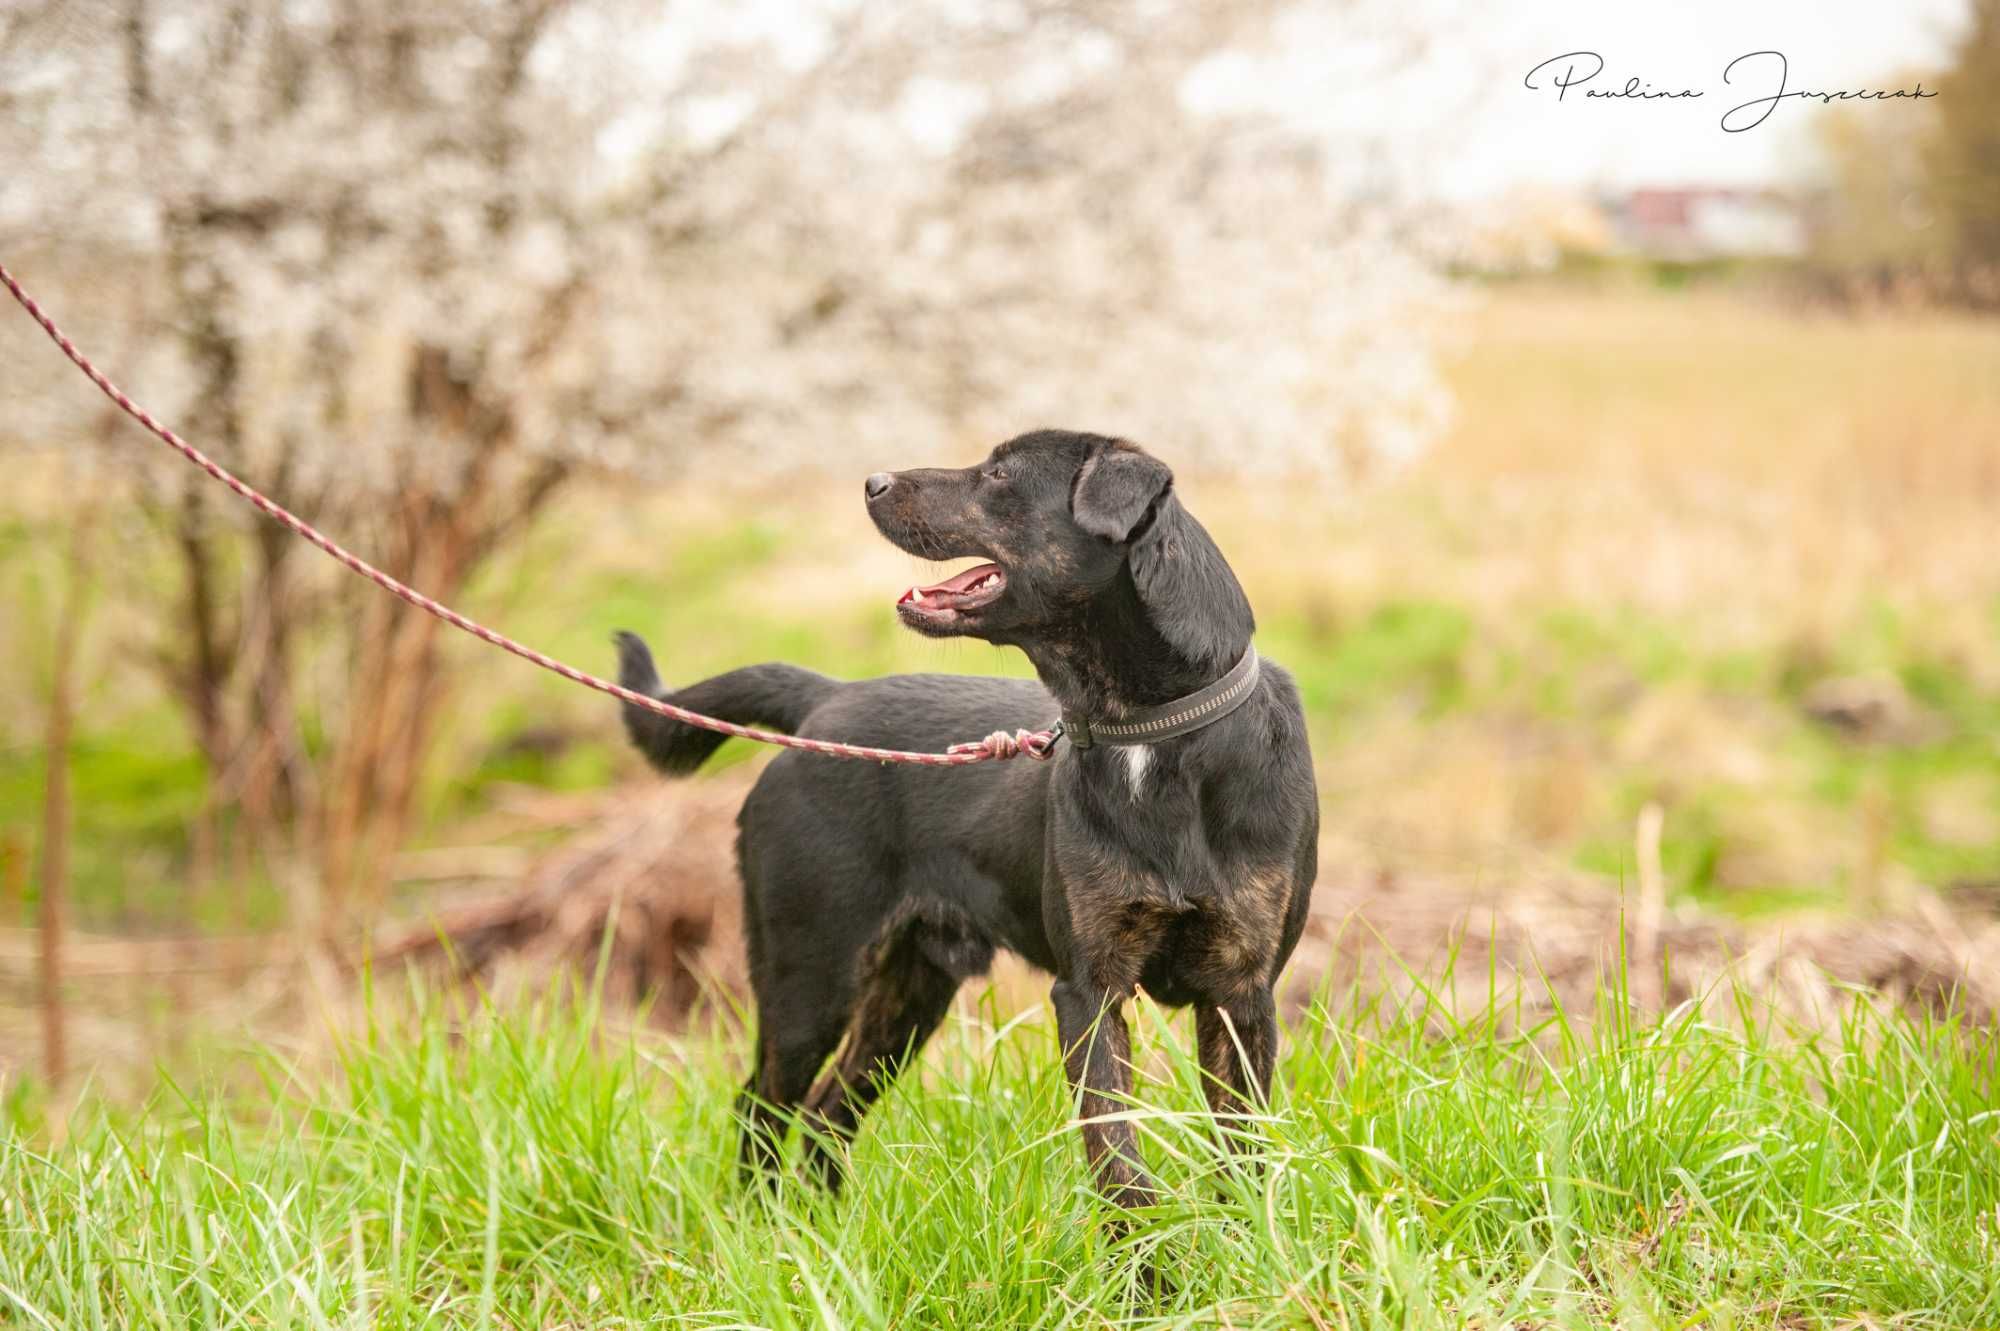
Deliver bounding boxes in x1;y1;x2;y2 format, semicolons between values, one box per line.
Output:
4;281;1999;936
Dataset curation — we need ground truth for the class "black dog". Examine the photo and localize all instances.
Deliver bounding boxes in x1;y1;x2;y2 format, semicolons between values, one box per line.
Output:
615;430;1317;1207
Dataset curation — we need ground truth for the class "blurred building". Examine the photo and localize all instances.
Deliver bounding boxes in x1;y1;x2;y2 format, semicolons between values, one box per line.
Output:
1603;187;1811;260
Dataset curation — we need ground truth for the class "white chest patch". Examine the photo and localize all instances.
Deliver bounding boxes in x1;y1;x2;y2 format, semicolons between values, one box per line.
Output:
1121;745;1151;795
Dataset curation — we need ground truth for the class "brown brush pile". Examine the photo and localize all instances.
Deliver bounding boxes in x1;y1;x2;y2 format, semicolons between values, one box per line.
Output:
377;780;2000;1034
1284;875;2000;1032
373;779;750;1024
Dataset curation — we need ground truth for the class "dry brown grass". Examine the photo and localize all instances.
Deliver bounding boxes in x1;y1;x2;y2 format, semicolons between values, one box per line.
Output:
1216;284;2000;646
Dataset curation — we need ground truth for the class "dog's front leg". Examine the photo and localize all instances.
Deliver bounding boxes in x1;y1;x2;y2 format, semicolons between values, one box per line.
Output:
1051;978;1157;1208
1195;986;1277;1149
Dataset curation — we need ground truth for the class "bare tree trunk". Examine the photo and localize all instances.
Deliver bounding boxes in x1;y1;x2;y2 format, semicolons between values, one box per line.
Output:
318;523;473;936
176;490;231;763
317;354;514;936
40;510;94;1088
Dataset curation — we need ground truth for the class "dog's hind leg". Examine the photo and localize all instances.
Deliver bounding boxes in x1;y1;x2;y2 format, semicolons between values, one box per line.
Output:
798;901;991;1190
737;1012;846;1185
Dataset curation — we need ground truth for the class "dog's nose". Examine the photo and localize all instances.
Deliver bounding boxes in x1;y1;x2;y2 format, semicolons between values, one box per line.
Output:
864;472;895;501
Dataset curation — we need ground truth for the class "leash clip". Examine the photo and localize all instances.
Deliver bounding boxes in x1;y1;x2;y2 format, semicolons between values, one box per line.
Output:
1023;722;1062;761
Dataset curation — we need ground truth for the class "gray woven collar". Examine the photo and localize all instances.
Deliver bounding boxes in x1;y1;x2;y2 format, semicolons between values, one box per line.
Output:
1060;649;1259;750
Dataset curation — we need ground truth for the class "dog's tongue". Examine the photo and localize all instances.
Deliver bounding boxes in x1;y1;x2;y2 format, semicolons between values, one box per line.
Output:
926;563;1001;596
900;562;1003;607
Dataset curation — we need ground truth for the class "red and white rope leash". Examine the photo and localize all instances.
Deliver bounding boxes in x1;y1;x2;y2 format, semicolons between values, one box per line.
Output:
0;261;1056;767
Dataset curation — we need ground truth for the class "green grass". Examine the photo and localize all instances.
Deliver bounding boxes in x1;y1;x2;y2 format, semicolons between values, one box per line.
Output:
1259;600;1473;725
4;963;1997;1329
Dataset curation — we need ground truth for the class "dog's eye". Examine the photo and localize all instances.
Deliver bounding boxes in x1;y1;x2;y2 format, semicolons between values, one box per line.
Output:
982;467;1007;484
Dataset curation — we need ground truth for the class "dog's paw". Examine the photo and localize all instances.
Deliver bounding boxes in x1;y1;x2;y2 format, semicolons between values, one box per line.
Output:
612;630;663;695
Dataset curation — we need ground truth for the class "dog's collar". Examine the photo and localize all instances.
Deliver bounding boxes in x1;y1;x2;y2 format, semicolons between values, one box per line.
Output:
1058;648;1260;750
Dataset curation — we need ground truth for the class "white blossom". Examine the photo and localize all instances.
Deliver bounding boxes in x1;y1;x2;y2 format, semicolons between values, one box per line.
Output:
2;0;1453;494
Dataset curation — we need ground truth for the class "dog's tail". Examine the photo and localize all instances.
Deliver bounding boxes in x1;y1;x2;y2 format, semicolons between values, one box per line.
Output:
613;631;839;776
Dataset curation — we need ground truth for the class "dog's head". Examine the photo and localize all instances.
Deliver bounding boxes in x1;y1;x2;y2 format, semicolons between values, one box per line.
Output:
865;430;1253;674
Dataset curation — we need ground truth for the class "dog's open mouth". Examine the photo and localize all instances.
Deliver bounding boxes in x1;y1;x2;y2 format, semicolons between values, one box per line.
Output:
898;562;1006;620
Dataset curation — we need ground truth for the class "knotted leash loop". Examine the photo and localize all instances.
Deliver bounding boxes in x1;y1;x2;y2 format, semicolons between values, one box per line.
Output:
948;728;1059;762
1;259;1062;768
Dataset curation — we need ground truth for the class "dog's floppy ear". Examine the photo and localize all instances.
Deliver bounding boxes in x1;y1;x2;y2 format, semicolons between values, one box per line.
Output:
1128;492;1256;671
1071;441;1173;543
1074;440;1255;672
